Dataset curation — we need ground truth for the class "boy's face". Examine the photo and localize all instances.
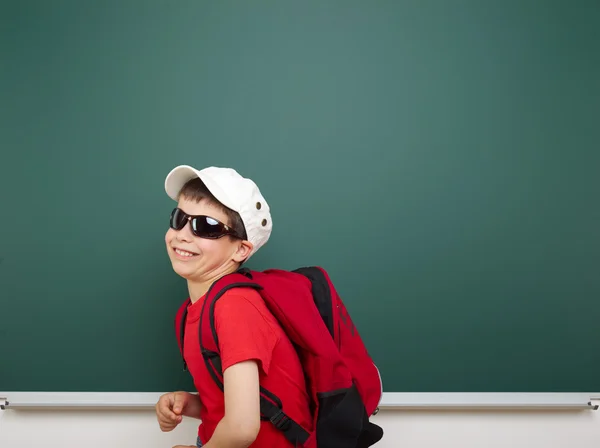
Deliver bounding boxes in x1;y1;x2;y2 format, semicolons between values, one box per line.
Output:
165;197;248;282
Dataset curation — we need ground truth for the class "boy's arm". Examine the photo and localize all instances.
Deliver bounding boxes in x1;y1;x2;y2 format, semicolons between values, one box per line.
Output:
203;359;261;448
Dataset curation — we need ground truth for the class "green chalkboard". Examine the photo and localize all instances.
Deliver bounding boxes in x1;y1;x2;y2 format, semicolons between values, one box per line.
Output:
1;1;599;393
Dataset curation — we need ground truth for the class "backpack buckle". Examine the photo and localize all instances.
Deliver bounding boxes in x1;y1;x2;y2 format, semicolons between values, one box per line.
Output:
269;409;291;430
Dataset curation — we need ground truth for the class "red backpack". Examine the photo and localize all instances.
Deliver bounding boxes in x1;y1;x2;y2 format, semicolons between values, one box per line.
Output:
175;266;384;448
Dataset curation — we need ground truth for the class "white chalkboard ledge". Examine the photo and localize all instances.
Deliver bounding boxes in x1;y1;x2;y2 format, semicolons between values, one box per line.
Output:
1;392;598;411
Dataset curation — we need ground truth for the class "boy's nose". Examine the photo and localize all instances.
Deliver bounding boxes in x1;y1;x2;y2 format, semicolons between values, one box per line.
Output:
176;222;194;241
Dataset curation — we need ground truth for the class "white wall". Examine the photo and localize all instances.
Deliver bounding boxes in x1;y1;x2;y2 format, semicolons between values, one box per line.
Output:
1;402;599;448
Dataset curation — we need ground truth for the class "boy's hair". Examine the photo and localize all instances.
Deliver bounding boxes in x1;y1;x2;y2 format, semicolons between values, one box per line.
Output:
177;177;248;241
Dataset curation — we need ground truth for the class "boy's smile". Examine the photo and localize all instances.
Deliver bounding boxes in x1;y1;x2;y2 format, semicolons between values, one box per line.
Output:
172;247;200;259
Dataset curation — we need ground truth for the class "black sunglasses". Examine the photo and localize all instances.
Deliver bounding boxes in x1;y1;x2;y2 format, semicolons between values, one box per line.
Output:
169;208;243;239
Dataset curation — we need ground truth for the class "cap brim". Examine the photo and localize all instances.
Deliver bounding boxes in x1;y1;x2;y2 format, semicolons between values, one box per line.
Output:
164;165;201;200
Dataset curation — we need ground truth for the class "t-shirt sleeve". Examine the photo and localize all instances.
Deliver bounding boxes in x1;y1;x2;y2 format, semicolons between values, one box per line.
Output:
214;289;279;375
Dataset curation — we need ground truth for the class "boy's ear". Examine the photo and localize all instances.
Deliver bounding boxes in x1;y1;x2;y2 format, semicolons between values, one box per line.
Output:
233;240;253;263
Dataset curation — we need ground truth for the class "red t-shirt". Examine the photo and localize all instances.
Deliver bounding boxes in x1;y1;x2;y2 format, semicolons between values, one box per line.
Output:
183;287;313;447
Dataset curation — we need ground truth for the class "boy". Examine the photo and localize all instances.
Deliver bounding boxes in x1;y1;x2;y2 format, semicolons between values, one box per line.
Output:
155;165;313;448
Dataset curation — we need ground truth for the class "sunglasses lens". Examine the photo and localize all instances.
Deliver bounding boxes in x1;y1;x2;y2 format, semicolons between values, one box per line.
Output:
191;216;227;238
170;208;187;230
170;208;234;239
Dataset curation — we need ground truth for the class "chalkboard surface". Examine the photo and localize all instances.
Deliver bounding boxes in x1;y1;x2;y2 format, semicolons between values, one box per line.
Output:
1;0;598;393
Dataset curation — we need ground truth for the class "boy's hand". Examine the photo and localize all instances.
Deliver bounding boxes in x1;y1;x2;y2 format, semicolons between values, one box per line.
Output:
155;391;189;431
172;446;195;448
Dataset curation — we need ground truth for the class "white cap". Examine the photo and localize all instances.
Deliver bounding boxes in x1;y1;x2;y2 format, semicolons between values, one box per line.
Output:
164;165;272;258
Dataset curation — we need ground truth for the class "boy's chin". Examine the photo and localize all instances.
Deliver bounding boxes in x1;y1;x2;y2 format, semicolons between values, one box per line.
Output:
170;263;195;279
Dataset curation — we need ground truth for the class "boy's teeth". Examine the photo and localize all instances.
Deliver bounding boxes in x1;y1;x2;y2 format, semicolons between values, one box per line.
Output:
176;248;196;257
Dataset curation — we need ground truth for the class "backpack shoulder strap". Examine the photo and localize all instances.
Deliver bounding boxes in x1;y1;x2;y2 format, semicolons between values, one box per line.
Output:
198;272;262;391
174;298;191;371
199;270;310;447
